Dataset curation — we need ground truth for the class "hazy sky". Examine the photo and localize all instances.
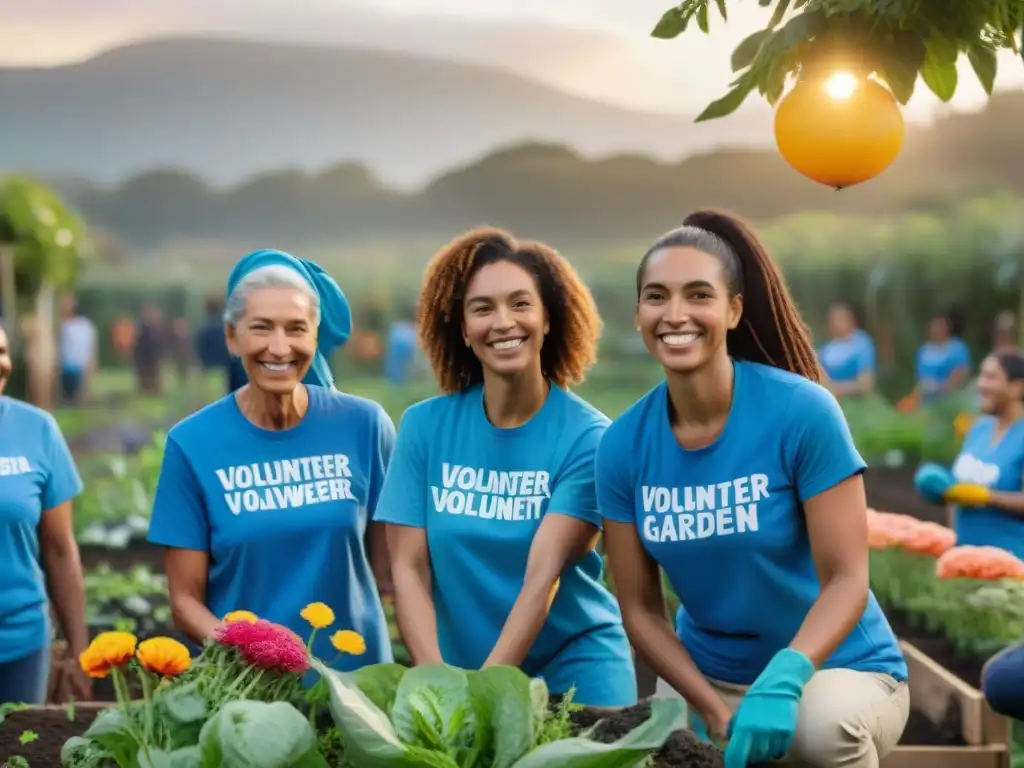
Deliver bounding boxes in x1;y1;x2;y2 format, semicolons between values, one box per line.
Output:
4;0;1022;119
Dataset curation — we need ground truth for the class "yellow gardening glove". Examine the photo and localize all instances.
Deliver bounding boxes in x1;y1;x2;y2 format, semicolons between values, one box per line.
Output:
944;483;991;507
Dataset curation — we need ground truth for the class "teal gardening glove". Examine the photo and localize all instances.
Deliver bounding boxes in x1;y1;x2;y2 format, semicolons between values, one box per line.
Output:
724;649;815;768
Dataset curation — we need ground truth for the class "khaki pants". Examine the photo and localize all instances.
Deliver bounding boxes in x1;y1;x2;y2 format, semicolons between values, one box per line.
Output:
694;669;910;768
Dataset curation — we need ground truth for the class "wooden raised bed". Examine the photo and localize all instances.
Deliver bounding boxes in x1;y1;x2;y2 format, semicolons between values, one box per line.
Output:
882;640;1012;768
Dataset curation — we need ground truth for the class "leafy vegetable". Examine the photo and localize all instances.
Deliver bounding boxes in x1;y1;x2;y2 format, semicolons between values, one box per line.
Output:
313;660;685;767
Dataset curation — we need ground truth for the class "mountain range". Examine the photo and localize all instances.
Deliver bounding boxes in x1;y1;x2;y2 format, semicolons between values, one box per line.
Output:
0;36;774;187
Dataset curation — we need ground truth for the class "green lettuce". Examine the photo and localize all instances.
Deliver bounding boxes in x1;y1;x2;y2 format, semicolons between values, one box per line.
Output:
312;660;685;768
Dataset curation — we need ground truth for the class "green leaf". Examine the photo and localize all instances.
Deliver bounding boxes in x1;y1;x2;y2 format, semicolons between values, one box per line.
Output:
313;661;409;766
780;9;824;48
968;43;998;94
138;745;202;768
696;81;754;122
200;700;317;768
768;0;791;28
651;7;688;39
467;667;535;768
391;665;476;750
878;31;926;104
714;0;727;21
528;678;549;728
696;3;709;33
731;30;770;72
83;708;139;767
158;682;208;724
921;39;959;102
353;663;408;714
509;699;687;768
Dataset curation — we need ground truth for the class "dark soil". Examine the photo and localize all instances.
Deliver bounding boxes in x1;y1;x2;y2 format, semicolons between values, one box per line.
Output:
864;467;946;524
900;707;966;746
572;695;968;767
0;705;101;763
885;607;986;689
572;701;727;768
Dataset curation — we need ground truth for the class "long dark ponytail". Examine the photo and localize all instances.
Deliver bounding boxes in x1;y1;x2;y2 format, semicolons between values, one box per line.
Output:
637;208;822;382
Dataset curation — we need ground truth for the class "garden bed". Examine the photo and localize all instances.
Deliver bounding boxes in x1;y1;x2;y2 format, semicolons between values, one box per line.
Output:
0;704;103;763
883;641;1012;768
887;608;986;689
5;698;998;768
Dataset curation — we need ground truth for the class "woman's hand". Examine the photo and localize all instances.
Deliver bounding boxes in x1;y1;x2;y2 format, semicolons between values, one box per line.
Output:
48;659;93;702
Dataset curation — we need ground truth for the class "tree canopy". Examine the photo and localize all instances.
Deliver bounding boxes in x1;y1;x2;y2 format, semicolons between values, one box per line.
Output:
652;0;1024;120
0;175;90;293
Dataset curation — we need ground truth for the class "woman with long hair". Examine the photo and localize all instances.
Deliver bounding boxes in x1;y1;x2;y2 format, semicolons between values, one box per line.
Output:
376;227;636;706
597;210;908;767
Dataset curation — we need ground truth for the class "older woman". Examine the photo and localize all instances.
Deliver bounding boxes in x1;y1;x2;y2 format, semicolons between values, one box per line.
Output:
0;322;91;705
147;250;394;668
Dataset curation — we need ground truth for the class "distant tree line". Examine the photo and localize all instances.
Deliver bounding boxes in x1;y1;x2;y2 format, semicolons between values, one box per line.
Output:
57;92;1024;250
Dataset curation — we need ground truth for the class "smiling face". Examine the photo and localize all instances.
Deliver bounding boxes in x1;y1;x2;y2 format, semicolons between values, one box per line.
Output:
462;259;549;381
226;286;318;395
636;246;742;374
977;355;1023;415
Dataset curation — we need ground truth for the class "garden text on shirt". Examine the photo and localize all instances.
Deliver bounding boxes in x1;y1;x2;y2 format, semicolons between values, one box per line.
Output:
146;384;395;671
595;360;907;686
374;384;637;707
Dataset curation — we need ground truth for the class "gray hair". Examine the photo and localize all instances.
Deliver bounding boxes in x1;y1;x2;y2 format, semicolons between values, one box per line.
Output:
223;265;321;327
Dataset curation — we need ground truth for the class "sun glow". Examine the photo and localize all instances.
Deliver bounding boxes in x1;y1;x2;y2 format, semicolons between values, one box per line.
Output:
824;71;859;100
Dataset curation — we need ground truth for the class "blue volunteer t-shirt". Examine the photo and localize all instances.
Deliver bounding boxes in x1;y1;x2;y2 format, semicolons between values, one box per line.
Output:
0;397;83;662
375;384;635;705
916;338;971;402
596;361;907;685
818;330;875;385
951;417;1024;560
147;385;395;669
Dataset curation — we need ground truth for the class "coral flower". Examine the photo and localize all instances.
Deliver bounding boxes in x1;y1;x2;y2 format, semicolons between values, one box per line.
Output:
300;602;335;630
136;637;192;677
79;631;138;678
223;610;258;625
937;545;1024;580
214;619;310;675
330;630;366;656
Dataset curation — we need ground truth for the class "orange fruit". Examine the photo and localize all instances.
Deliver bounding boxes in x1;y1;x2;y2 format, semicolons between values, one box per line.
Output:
774;73;905;189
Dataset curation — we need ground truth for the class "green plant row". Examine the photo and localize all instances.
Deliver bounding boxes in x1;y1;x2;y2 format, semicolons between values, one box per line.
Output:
869;548;1024;658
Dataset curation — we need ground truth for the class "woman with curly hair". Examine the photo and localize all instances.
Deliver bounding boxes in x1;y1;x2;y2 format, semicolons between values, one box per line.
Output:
375;227;636;706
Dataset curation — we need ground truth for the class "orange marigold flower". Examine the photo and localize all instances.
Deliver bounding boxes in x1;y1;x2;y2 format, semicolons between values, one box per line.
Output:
136;637;192;678
79;631;138;679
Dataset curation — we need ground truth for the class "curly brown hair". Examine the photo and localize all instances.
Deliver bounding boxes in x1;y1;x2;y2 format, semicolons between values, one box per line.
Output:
417;226;602;393
637;209;823;382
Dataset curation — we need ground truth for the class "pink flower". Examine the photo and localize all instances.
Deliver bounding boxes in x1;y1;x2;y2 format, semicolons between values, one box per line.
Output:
214;619;310;675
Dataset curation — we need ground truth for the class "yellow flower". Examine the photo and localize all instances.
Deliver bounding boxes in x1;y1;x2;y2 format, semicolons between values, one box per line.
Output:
136;637;191;678
301;602;335;630
79;631;138;678
330;630;366;656
223;610;258;625
954;412;974;440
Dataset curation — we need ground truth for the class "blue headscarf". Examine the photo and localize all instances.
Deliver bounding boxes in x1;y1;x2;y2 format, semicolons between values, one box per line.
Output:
226;249;351;391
